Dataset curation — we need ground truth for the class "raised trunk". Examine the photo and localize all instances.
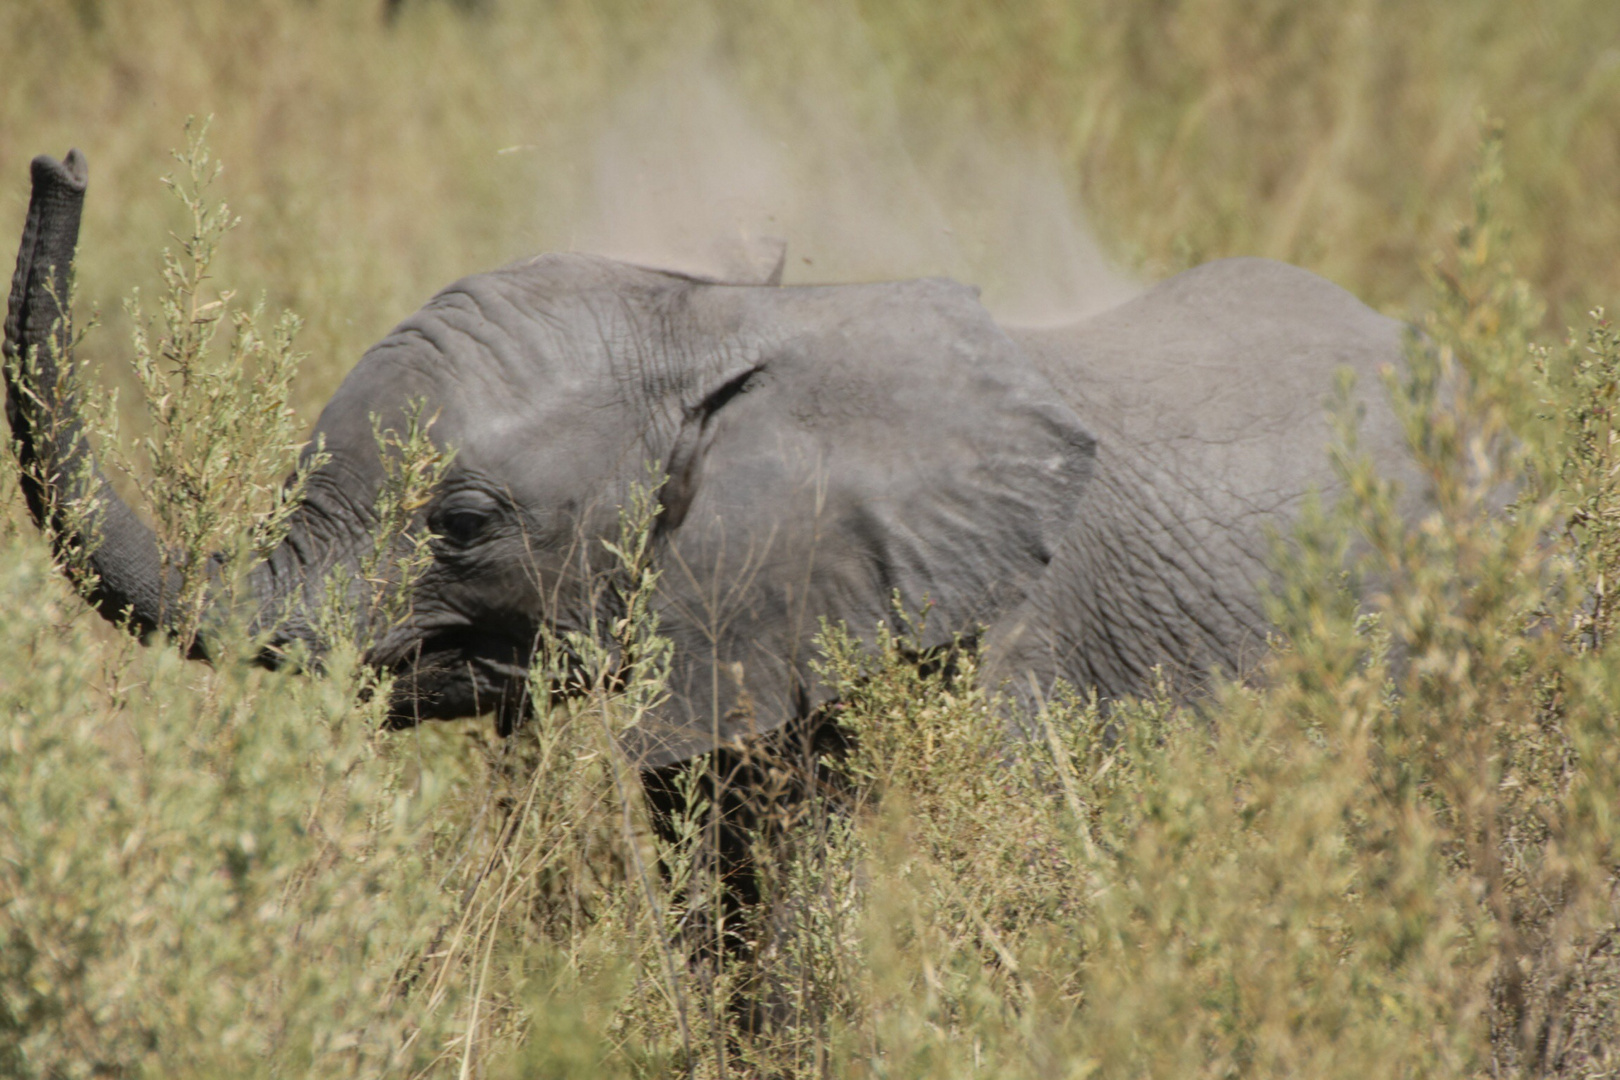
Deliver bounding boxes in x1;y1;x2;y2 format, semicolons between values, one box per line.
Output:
3;151;185;644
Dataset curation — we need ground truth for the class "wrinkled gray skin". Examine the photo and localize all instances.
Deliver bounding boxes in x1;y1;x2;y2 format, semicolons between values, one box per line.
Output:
990;261;1417;709
5;152;1411;770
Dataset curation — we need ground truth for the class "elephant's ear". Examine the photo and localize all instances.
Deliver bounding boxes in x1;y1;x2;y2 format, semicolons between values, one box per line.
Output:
623;278;1095;766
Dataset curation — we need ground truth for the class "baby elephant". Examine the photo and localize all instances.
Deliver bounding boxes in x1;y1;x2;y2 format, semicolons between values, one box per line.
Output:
4;149;1413;1021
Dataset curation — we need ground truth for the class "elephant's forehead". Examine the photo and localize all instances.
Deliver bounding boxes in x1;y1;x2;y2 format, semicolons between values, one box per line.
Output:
314;306;634;459
444;398;649;487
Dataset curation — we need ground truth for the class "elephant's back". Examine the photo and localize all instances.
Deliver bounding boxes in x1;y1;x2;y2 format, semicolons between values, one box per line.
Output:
991;258;1416;701
1007;257;1412;511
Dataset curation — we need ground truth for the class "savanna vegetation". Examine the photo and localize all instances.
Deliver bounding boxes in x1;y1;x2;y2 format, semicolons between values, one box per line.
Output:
3;0;1620;1076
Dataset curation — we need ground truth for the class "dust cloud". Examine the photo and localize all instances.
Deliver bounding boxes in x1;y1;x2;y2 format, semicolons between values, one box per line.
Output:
565;50;1137;327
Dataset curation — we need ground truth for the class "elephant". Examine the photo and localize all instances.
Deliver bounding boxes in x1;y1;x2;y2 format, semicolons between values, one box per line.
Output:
5;149;1411;982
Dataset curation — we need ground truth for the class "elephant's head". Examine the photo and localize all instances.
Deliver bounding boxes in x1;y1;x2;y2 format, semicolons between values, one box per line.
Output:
5;151;1096;766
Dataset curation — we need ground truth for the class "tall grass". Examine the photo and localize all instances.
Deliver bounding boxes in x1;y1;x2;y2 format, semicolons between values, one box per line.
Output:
3;1;1620;1076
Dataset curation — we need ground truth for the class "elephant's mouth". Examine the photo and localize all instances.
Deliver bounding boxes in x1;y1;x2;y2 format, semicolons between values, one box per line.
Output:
375;629;536;735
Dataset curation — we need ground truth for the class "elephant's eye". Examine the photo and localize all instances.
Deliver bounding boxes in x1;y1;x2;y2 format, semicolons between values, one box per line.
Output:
439;509;490;546
432;492;500;548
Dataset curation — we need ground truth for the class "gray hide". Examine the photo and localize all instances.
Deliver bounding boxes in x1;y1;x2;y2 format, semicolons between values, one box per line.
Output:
4;153;1413;770
279;256;1097;766
988;258;1413;708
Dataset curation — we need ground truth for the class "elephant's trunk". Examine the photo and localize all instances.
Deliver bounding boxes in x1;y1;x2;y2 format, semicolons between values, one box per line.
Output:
3;151;190;647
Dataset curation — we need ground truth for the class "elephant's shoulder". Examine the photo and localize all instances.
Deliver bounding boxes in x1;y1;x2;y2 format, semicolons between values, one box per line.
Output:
1019;258;1405;387
775;275;985;317
1004;257;1414;507
1140;257;1400;338
1150;256;1366;304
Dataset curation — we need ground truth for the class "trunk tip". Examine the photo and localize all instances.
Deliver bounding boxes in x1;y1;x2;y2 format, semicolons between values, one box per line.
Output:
30;150;87;193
